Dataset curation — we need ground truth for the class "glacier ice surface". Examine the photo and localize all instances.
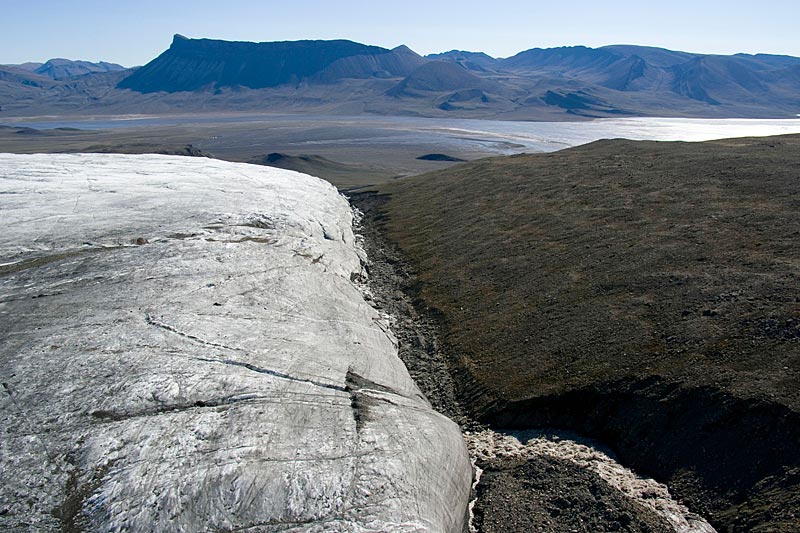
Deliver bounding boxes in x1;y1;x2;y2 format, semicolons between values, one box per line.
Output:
0;153;470;532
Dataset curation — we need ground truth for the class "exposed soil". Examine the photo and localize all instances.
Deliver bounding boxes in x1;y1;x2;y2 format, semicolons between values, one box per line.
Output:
374;135;800;532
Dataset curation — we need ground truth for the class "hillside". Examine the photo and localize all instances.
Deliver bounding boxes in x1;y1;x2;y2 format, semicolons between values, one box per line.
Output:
0;65;51;86
387;60;500;96
377;135;800;532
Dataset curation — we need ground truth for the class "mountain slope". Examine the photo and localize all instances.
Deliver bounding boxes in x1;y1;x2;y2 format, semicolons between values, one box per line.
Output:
500;44;800;114
501;46;624;74
314;44;424;82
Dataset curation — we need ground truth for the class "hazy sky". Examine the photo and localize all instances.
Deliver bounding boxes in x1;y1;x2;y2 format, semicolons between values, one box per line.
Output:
3;0;799;66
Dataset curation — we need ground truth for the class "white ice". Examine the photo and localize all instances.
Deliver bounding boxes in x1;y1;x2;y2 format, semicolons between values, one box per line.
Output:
0;153;470;532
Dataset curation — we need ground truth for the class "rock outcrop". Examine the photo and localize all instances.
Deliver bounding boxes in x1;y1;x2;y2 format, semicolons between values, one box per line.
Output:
0;154;470;531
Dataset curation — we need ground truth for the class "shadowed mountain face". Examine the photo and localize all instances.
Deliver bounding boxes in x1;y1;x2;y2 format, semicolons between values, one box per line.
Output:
118;35;424;93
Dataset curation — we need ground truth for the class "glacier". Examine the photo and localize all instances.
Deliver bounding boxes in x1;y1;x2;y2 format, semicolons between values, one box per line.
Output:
0;153;470;532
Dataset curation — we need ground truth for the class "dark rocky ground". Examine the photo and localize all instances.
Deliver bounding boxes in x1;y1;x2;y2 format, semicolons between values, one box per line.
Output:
475;456;672;533
375;135;800;532
351;192;676;533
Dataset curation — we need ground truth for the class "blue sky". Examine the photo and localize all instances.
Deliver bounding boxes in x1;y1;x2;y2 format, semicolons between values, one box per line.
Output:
3;0;799;66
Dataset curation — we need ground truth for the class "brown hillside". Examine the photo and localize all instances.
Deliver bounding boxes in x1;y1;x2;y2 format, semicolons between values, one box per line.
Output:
380;134;800;531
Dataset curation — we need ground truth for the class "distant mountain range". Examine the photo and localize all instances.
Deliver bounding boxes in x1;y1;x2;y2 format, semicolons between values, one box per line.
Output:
2;35;799;119
7;58;125;80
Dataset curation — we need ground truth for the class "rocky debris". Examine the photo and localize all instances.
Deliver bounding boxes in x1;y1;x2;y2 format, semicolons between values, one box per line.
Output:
0;154;470;532
349;194;468;427
466;429;714;533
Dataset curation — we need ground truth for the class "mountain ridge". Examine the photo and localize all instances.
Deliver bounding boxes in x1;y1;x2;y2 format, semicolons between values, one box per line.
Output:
3;37;800;119
4;58;126;80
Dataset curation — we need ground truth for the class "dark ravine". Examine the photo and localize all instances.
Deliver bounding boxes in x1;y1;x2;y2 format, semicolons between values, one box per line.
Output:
349;191;685;533
488;381;800;531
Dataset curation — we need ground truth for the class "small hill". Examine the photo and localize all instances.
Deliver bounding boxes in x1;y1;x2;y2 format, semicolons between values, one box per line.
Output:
387;61;498;97
6;62;44;72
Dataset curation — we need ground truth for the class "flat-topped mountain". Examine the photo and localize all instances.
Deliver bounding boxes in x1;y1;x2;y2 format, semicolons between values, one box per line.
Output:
118;35;424;93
